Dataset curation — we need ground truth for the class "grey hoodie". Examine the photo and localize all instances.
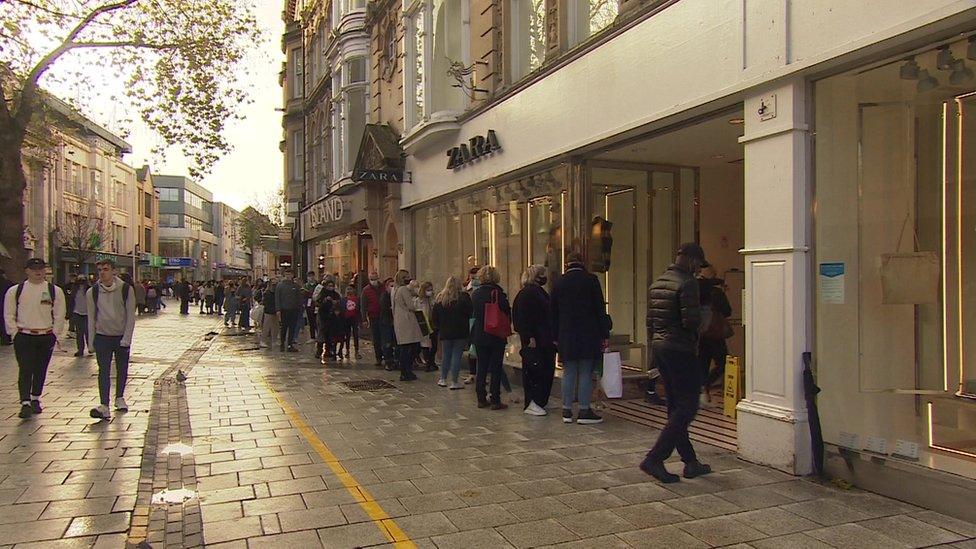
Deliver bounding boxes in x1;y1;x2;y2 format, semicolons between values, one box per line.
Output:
87;276;137;347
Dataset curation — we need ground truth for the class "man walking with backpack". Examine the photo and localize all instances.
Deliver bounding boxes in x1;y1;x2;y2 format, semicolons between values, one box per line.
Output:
87;259;137;421
5;258;66;419
640;243;712;483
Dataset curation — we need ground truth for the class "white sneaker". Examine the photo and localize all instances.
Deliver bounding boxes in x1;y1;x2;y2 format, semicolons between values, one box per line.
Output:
90;405;111;420
436;379;448;387
449;382;464;390
463;375;474;384
523;402;547;416
115;397;128;412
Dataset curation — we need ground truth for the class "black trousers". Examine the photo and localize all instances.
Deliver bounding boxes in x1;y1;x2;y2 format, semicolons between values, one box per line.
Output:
397;343;419;378
699;338;727;388
306;306;318;339
521;346;556;409
646;347;701;464
475;343;505;404
180;299;189;315
93;334;130;406
280;309;299;347
422;331;438;366
14;333;55;403
73;313;89;354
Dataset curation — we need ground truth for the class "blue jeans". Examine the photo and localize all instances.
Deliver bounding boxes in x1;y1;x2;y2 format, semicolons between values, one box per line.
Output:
562;358;597;411
93;334;130;406
440;338;466;383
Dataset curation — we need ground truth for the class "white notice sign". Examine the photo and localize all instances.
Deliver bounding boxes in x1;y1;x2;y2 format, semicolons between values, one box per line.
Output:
819;263;845;304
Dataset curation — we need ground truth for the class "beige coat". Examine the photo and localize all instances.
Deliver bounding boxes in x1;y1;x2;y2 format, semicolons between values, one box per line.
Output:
392;285;422;344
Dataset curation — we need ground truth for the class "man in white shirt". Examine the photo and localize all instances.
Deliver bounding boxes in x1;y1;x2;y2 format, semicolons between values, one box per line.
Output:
4;258;66;419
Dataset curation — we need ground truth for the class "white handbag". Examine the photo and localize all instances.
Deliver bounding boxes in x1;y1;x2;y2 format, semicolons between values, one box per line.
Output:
880;213;939;305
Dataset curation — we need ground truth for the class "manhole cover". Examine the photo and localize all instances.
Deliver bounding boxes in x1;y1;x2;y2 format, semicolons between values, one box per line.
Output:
341;379;397;392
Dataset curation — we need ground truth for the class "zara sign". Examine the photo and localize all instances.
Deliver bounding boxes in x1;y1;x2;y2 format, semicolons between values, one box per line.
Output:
446;130;501;170
309;197;345;229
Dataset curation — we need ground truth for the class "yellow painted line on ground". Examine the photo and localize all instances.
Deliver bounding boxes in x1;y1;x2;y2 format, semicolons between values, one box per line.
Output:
263;380;416;548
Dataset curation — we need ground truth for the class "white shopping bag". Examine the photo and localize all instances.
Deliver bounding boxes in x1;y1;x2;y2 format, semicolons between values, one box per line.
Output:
250;304;264;327
601;352;623;399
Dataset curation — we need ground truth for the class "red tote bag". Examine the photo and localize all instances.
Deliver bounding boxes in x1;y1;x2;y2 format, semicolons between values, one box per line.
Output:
484;289;512;339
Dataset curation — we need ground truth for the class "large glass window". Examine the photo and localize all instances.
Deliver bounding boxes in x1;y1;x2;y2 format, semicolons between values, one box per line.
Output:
509;0;546;81
292;130;304;182
815;38;976;476
159;214;180;228
568;0;618;47
405;0;467;130
158;188;179;201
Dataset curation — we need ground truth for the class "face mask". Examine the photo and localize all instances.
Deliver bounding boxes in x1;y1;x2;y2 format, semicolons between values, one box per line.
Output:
425;290;433;297
370;280;379;286
536;277;547;286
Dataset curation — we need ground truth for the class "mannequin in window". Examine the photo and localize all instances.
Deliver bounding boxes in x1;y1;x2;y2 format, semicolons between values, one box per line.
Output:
588;216;614;273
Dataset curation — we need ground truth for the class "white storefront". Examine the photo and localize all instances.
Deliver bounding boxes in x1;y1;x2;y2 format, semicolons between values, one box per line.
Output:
400;0;976;519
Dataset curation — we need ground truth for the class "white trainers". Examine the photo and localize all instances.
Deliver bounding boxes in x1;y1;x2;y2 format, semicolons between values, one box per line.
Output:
90;405;111;420
463;375;474;384
449;382;464;390
115;397;128;412
436;379;448;387
523;402;548;416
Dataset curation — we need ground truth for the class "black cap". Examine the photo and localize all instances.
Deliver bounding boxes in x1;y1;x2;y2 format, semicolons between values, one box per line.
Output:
677;242;706;262
25;258;46;270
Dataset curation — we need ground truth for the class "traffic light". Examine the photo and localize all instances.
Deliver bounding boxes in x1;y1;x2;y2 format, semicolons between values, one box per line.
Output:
317;254;325;271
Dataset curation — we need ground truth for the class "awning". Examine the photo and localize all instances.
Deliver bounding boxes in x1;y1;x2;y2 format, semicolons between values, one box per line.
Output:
352;124;406;184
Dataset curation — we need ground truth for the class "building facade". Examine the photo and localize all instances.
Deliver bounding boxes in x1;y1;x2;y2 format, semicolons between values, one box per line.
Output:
154;175;218;282
213;202;253;279
282;0;402;280
19;95;157;283
282;0;976;519
134;165;161;280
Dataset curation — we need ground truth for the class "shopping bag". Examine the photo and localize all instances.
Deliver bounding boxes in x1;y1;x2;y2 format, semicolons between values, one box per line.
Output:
880;252;939;304
484;289;512;339
601;352;623;399
880;212;939;305
414;310;432;336
250;304;264;327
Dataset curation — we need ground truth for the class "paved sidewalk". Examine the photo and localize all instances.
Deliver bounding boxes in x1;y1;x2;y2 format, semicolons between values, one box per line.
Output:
1;305;975;548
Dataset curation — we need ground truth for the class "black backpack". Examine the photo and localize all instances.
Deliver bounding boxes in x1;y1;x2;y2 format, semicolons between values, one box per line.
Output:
91;282;131;321
15;282;57;323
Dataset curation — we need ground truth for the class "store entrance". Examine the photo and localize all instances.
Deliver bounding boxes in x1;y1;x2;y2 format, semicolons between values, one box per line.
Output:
586;110;745;448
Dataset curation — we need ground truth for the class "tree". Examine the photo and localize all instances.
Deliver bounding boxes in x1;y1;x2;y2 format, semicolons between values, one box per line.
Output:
57;196;114;272
0;0;262;279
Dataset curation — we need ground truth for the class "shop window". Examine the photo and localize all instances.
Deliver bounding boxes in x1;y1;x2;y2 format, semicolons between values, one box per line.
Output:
509;0;546;82
567;0;618;47
815;38;976;472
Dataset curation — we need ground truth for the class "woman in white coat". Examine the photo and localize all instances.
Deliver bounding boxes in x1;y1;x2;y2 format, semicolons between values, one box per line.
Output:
392;269;422;381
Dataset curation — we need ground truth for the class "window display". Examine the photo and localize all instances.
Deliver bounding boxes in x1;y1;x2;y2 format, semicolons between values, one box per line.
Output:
815;37;976;476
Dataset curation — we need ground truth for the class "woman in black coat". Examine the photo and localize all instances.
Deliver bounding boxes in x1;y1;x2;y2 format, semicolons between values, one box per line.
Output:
430;276;473;389
512;265;556;416
550;253;609;425
470;266;511;410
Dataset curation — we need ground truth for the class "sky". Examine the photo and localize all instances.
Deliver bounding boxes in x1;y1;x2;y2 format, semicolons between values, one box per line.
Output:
51;1;286;211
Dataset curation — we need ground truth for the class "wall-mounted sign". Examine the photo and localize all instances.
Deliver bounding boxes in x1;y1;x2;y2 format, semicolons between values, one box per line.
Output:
309;197;345;229
353;169;406;183
165;257;194;267
446;130;501;170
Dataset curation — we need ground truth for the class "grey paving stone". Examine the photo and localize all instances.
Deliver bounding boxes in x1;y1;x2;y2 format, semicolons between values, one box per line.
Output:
0;518;71;544
268;476;327;497
204;516;264;544
243;529;322;548
715;485;796;510
912;509;976;538
391;511;459;538
749;532;835;549
316;521;391;547
397;492;467;513
555;489;629;511
199;485;256;505
555;509;637;537
454;484;522;506
431;527;516;549
858;515;964;547
610;501;693;529
444;503;520;531
731;507;819;536
243;494;306;516
0;502;47;524
805;523;911;549
666;493;745;519
537;534;632;548
501;496;578;522
496;518;579;548
507;478;575;499
782;497;874;526
676;515;766;546
617;524;709;549
39;497;117;520
63;512;130;537
608;481;679;504
363;480;423;500
339;498;410;523
277;506;347;531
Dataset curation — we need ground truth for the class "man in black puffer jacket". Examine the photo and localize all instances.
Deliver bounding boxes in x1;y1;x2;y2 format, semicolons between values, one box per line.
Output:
640;242;711;484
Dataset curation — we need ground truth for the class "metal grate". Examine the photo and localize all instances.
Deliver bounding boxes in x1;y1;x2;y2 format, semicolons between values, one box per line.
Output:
342;379;397;392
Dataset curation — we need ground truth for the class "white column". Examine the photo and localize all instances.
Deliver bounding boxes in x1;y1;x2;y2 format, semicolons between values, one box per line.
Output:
737;78;813;475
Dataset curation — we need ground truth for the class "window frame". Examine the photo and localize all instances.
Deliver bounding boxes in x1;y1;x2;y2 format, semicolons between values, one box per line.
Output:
508;0;547;83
